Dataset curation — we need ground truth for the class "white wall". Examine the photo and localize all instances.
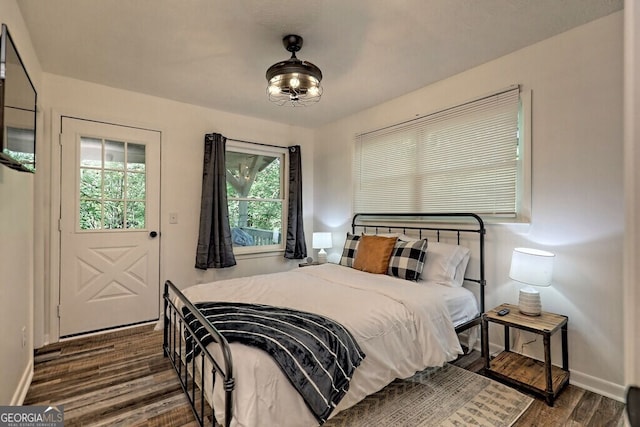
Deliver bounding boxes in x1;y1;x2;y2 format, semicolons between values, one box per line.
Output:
314;12;625;399
0;166;33;405
0;0;42;404
624;0;640;389
40;74;315;343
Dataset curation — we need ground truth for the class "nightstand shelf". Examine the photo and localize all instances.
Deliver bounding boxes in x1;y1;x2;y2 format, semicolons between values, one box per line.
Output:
482;303;569;406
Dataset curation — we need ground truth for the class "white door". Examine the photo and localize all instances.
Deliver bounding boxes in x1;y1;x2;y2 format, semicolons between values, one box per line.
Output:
59;117;161;337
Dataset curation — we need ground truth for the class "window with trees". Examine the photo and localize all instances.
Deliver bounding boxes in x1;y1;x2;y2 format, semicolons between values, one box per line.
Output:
225;143;287;252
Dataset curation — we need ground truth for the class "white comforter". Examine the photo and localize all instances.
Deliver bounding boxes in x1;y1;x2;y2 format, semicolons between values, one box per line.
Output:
180;263;463;427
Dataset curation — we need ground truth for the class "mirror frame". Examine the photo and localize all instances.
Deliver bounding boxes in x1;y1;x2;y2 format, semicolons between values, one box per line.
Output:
0;23;37;173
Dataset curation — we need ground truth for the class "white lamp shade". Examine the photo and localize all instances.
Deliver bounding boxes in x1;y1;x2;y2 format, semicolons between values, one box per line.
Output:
312;232;332;249
509;247;555;287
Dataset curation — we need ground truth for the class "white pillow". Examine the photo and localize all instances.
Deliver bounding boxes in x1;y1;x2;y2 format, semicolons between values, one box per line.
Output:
401;237;470;287
453;249;471;286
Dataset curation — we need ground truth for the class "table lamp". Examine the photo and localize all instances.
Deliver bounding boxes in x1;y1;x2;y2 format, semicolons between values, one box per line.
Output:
312;232;332;264
509;247;555;316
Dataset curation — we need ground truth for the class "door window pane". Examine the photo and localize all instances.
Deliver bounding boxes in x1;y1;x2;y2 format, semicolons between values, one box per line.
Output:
80;137;102;167
80;169;102;199
126;201;146;229
126;172;146;200
79;137;147;230
104;140;125;170
103;170;125;199
103;201;124;229
79;200;102;230
127;143;146;171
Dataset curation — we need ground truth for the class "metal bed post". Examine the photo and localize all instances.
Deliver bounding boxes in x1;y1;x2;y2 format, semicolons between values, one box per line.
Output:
163;280;235;427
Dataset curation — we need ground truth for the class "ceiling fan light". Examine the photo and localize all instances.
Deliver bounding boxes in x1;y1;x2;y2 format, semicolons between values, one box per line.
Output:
265;35;323;107
267;84;281;95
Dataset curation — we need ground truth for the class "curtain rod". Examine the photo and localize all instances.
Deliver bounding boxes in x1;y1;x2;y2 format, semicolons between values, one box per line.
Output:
356;84;520;138
226;137;288;150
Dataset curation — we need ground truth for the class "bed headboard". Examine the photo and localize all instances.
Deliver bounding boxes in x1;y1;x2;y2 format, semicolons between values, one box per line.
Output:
351;212;486;330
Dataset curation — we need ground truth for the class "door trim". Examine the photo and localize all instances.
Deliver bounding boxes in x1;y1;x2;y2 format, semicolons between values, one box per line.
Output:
48;111;163;343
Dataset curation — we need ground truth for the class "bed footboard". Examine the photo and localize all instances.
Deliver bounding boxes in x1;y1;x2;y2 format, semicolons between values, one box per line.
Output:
163;280;234;427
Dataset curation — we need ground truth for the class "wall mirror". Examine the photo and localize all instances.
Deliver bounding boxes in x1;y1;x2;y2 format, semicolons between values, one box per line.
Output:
0;23;37;173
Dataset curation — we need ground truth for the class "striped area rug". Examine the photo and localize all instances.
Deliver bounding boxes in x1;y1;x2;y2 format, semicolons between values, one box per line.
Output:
325;363;533;427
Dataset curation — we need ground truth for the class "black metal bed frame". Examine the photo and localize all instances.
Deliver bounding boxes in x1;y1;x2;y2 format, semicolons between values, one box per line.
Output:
351;212;486;335
163;212;486;427
163;280;234;427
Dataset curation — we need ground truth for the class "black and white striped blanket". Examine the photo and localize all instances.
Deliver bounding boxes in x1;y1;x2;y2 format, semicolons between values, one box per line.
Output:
182;302;366;424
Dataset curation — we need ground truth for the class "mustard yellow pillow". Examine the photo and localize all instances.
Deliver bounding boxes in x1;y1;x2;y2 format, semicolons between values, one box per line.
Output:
353;235;398;274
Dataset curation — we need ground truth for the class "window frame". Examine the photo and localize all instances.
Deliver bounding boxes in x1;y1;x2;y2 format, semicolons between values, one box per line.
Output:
226;140;289;255
516;89;532;223
352;86;531;223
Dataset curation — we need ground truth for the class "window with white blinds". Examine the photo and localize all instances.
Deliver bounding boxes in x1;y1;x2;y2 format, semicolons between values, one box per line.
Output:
353;86;521;217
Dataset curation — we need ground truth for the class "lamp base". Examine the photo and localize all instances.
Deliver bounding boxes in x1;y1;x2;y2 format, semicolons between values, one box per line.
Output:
317;249;327;264
518;287;542;316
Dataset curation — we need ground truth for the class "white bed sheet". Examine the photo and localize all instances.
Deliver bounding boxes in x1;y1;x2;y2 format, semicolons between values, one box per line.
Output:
179;263;466;427
418;280;479;327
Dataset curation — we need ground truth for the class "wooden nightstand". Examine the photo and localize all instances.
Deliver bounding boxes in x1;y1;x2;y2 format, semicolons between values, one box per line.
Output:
481;303;569;406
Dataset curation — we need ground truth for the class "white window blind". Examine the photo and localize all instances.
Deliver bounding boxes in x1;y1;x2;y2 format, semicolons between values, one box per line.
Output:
354;86;520;216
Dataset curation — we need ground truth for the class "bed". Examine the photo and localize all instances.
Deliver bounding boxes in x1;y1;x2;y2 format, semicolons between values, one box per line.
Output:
163;213;486;427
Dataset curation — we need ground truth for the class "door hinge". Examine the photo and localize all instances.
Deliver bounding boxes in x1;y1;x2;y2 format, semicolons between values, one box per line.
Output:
57;305;61;318
58;133;63;146
58;218;62;231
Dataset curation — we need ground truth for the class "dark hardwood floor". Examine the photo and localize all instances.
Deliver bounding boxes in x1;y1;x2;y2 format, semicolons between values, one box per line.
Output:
24;324;626;426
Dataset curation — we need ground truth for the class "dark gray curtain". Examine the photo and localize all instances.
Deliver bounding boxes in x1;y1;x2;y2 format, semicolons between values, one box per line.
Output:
284;145;307;259
195;133;237;269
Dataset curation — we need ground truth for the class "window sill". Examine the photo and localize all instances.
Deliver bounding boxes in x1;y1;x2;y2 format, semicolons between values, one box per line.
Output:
480;214;531;227
233;249;286;260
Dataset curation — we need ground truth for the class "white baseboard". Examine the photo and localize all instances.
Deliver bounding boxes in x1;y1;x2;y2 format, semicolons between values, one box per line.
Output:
570;370;626;402
59;320;158;342
485;342;625;402
11;360;33;405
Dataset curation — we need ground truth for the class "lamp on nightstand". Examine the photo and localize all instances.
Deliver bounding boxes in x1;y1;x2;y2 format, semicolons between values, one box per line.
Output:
312;232;332;264
509;247;555;316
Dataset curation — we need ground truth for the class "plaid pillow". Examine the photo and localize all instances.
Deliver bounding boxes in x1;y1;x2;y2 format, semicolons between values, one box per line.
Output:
387;239;428;281
339;233;361;267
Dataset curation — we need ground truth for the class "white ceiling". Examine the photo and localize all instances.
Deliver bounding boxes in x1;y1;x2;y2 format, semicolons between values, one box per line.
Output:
18;0;623;129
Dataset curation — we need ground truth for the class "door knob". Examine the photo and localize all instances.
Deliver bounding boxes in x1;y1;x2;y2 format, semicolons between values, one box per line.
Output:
149;231;158;238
